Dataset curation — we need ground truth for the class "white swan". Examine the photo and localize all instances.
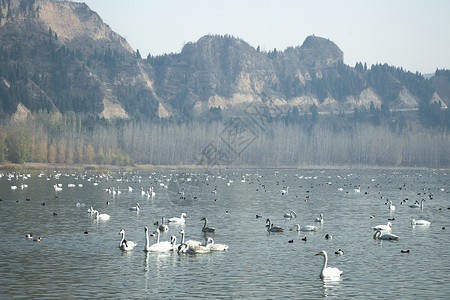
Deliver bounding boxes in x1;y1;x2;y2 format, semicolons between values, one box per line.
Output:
168;213;187;224
129;203;140;212
119;229;137;251
280;187;289;195
411;219;431;226
144;226;151;251
92;210;110;221
206;237;229;251
179;229;202;247
372;222;392;232
294;224;318;232
315;250;343;278
410;199;424;209
158;216;169;232
389;201;396;212
201;217;216;233
284;210;297;218
147;228;173;252
373;229;400;240
266;219;284;232
315;213;324;223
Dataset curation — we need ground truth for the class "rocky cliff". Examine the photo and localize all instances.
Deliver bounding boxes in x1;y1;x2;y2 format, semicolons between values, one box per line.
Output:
0;0;439;121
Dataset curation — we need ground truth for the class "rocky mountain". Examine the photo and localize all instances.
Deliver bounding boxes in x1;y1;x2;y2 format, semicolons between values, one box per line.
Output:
0;0;445;122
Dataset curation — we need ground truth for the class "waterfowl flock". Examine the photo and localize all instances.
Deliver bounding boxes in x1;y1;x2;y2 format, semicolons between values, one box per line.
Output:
2;168;449;283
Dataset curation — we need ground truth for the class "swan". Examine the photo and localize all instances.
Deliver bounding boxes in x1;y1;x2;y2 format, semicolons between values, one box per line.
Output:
410;199;424;209
128;186;133;192
294;224;318;232
373;229;400;240
411;219;431;226
206;237;229;251
315;213;324;223
92;210;110;221
315;251;343;278
119;229;137;251
158;216;169;232
266;219;284;232
389;201;396;212
185;242;211;254
168;213;187;224
201;217;216;233
129;203;140;212
280;187;289;195
144;226;151;251
147;229;173;252
372;222;392;232
284;210;297;218
179;229;202;247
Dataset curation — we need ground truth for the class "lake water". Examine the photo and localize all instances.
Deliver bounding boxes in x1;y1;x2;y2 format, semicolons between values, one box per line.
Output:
0;168;449;299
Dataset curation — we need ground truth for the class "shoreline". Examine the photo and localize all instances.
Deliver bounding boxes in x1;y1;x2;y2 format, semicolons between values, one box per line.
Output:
0;162;448;172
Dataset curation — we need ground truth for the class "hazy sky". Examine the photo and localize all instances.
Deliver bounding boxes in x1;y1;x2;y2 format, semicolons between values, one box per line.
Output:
82;0;450;74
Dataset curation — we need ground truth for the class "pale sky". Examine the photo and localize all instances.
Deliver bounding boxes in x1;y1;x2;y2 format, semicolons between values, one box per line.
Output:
81;0;450;74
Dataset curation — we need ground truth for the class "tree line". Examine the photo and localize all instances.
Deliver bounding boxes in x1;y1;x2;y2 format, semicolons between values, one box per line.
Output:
0;110;448;168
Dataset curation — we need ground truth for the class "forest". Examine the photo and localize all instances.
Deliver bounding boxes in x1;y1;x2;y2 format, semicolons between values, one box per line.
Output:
0;106;449;169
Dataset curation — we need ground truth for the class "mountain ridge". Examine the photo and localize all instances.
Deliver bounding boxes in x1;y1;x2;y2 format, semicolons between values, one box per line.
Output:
0;0;446;122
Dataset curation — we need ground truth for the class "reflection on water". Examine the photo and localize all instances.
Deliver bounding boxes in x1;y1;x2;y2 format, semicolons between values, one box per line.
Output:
0;168;449;299
322;277;342;297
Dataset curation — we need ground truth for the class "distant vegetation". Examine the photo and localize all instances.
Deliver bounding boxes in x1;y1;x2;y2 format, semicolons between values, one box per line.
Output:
0;106;448;168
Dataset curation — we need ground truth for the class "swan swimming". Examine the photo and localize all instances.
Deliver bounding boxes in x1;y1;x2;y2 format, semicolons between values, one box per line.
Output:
284;210;297;218
410;199;424;209
158;216;169;232
168;213;187;224
147;228;173;252
315;250;343;278
266;219;284;232
129;203;140;212
315;213;324;223
179;229;202;247
119;229;137;251
373;229;400;240
372;222;392;232
389;201;396;212
201;217;216;233
294;224;318;232
206;237;229;251
92;210;110;221
411;219;431;226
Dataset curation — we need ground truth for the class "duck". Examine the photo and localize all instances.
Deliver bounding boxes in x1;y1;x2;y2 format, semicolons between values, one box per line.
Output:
372;222;392;232
315;251;343;278
201;217;216;233
129;203;140;212
335;249;344;255
26;233;34;239
206;237;229;251
119;229;137;251
315;213;324;223
168;213;187;224
294;224;318;232
33;237;42;242
284;210;297;218
266;219;284;232
411;219;431;226
325;234;333;239
373;229;400;240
